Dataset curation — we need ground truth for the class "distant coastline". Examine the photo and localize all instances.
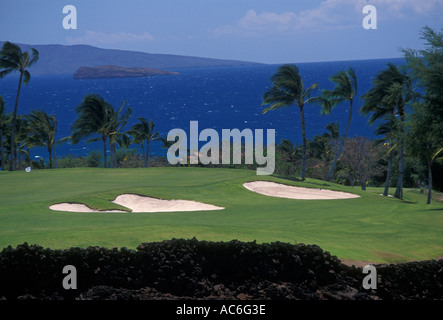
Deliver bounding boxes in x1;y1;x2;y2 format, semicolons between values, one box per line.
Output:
0;41;262;76
73;65;179;80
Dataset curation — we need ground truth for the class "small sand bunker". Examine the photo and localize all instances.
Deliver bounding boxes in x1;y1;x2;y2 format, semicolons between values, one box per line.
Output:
112;194;225;212
243;181;360;200
49;203;126;213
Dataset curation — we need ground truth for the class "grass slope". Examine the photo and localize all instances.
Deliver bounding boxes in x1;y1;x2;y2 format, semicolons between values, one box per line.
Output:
0;167;442;264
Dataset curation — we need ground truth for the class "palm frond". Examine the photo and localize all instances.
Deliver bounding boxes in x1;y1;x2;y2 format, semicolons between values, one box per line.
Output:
22;70;31;84
27;48;39;68
262;86;296;113
0;41;22;62
85;136;102;144
433;147;443;161
0;68;15;79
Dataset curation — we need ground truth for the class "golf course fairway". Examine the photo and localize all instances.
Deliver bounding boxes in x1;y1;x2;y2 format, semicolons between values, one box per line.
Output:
1;167;442;264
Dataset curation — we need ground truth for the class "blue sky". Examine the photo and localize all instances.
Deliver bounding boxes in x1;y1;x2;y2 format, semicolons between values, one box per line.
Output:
0;0;442;63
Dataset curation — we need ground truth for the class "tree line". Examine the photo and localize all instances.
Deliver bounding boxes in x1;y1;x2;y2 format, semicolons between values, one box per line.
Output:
261;26;443;204
1;26;442;203
0;93;160;171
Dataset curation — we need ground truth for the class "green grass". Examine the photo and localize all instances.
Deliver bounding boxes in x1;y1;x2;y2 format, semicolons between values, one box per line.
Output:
1;166;442;264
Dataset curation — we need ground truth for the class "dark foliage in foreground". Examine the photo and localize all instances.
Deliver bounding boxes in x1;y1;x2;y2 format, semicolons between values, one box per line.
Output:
0;239;442;300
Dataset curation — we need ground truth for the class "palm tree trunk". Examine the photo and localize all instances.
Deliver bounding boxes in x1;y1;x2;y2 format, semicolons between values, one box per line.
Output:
9;71;23;171
48;147;53;169
427;160;432;205
394;109;406;199
299;105;307;180
114;143;118;168
113;144;116;168
16;147;21;170
394;145;404;199
145;140;150;168
110;142;114;168
141;143;146;167
383;154;392;196
360;180;367;191
102;136;107;168
109;141;114;168
26;147;30;168
327;99;353;181
54;145;57;169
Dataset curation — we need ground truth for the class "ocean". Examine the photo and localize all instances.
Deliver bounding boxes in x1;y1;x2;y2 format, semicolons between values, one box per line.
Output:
0;58;405;160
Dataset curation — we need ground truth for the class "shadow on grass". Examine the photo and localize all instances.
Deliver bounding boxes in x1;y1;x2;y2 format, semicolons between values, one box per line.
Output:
271;174;323;184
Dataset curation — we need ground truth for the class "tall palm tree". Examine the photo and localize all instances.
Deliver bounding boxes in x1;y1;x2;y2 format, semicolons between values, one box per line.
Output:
0;41;39;171
26;110;58;169
71;94;115;168
361;63;413;199
128;118;159;168
321;68;358;181
262;64;330;179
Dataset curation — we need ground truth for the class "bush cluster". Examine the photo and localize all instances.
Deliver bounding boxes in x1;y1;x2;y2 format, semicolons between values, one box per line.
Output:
0;239;441;300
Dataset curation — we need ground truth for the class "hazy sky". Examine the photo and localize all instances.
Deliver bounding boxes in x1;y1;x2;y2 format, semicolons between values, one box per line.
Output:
0;0;442;63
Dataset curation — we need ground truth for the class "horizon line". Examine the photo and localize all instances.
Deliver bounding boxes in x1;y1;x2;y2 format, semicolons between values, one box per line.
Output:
0;40;405;67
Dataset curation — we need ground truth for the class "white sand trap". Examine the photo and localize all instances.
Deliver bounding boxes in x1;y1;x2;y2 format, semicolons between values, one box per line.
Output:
111;194;225;212
49;203;126;213
243;181;360;200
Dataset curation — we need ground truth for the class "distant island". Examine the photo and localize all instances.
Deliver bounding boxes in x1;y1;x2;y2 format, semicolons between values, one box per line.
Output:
0;42;262;76
73;65;179;79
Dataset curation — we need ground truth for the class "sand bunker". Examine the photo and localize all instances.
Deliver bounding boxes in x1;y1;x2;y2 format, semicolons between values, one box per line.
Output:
49;203;126;213
112;194;224;212
243;181;360;200
50;194;224;213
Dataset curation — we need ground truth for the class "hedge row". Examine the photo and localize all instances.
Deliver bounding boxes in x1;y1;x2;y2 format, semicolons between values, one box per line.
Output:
0;239;442;300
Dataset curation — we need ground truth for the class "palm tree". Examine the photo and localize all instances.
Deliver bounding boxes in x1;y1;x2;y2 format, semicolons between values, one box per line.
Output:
262;64;330;179
374;114;400;197
322;121;340;161
324;121;340;141
278;139;301;161
128;117;159;168
361;63;414;199
71;94;114;168
407;105;443;204
0;42;39;171
26;110;58;169
107;101;132;168
321;68;358;181
276;139;302;176
13;116;31;170
307;122;340;179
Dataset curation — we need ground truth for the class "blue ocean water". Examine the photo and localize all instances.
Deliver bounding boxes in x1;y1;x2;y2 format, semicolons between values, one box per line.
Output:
0;58;405;159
